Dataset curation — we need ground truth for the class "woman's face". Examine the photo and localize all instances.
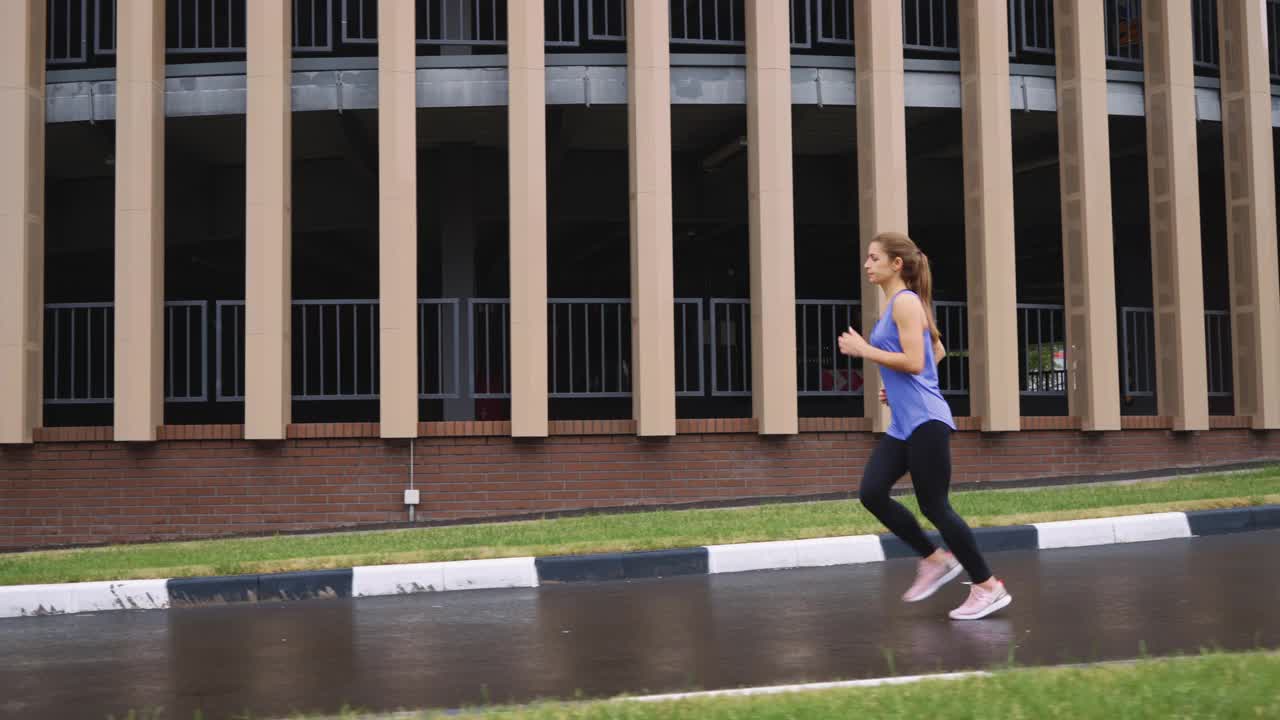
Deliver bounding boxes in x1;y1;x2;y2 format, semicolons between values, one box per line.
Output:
864;242;902;287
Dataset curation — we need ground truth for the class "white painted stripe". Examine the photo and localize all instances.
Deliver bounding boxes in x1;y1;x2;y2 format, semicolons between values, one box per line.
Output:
0;584;76;618
354;558;539;597
0;579;170;619
1111;512;1192;543
72;579;170;613
1035;512;1194;550
707;540;798;574
793;535;886;567
1033;517;1118;549
707;535;885;574
441;557;538;591
352;563;447;597
623;670;990;703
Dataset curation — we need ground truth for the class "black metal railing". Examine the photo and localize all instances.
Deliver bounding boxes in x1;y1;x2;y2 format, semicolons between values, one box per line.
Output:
47;0;88;65
47;0;1265;78
93;0;333;56
588;0;624;41
1018;0;1053;55
341;0;578;46
1191;0;1218;68
816;0;853;45
902;0;959;54
1104;0;1142;64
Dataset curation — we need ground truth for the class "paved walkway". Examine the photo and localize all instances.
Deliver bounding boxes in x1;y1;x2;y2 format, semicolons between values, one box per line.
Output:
3;530;1277;719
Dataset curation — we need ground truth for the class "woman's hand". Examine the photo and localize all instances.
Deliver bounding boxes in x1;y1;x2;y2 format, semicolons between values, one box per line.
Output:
838;327;869;358
879;388;888;406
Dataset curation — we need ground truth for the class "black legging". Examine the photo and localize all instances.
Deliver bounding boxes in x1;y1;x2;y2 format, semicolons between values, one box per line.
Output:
859;420;992;584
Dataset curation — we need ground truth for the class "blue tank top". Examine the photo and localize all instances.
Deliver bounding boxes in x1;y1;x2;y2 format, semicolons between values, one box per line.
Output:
868;290;956;440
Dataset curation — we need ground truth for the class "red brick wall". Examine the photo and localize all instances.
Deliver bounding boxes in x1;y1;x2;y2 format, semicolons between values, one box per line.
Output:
2;420;1279;550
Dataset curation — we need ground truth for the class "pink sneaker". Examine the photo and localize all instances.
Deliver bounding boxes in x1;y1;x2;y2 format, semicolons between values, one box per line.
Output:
948;580;1013;620
901;553;963;602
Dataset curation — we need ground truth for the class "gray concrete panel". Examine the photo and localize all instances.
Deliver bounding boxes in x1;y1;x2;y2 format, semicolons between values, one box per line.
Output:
43;62;1279;124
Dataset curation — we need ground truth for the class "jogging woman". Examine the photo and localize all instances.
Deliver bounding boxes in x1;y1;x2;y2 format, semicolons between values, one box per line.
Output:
837;232;1011;621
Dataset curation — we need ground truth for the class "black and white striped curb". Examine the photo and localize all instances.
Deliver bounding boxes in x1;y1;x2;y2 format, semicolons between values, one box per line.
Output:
3;504;1277;619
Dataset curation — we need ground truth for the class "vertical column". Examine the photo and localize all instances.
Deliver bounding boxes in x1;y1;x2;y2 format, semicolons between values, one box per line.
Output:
746;0;798;435
854;1;907;433
959;0;1020;432
114;0;166;442
508;0;548;438
1053;0;1120;431
379;0;420;438
245;0;292;440
1142;0;1209;431
0;0;45;444
1218;2;1280;428
627;0;676;436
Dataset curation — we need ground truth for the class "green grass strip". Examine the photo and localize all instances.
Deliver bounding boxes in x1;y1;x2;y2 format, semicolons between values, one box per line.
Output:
415;651;1280;720
3;466;1278;586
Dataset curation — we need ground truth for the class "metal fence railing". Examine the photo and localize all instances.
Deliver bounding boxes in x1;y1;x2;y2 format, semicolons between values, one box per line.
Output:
92;0;334;55
44;303;113;405
587;0;624;41
1120;306;1155;398
675;298;705;398
902;0;959;54
294;0;334;52
419;299;462;400
470;298;511;399
341;0;579;46
1104;0;1142;64
584;0;813;48
1119;307;1238;401
710;299;751;397
215;300;245;401
211;297;707;403
1017;0;1053;55
933;300;969;396
1204;310;1232;398
796;300;862;396
165;301;208;402
47;0;89;65
669;0;746;46
50;297;1240;410
816;0;853;45
292;299;379;400
53;0;1256;78
549;299;630;398
45;301;208;405
1017;303;1066;395
1192;0;1219;69
167;0;247;54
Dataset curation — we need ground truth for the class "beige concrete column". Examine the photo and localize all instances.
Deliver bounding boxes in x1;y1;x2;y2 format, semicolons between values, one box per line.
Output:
1142;0;1209;431
508;0;548;438
114;0;166;442
245;0;292;440
378;0;420;438
745;0;798;435
1218;2;1280;428
627;0;676;436
1053;0;1120;431
0;0;45;445
854;0;906;433
958;0;1020;433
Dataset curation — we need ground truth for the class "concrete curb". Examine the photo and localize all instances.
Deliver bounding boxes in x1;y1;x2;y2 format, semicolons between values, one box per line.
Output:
2;505;1277;619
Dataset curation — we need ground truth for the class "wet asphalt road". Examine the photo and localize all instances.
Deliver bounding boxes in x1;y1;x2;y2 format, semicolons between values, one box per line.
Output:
2;530;1278;720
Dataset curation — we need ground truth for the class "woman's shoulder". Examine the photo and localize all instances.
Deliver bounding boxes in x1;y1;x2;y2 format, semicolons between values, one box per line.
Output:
891;291;923;315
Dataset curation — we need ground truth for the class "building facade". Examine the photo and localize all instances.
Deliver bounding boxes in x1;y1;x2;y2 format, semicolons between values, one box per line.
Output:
3;0;1280;550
